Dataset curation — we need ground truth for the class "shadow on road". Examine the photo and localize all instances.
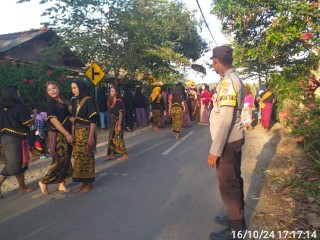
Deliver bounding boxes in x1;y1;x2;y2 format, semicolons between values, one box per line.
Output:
244;128;281;228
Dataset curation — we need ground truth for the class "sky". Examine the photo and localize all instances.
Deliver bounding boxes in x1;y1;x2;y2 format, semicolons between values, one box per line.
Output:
0;0;230;84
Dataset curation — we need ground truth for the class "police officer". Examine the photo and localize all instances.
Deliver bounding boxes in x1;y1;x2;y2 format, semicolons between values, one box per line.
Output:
207;46;246;240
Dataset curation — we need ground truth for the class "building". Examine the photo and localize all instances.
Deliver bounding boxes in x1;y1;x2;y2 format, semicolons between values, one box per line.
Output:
0;27;84;70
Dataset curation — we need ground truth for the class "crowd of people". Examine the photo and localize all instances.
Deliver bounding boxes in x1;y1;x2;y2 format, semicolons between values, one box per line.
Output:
0;77;274;198
0;45;277;240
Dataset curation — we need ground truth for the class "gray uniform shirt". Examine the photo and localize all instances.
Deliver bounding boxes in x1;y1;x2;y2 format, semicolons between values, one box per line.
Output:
209;68;245;157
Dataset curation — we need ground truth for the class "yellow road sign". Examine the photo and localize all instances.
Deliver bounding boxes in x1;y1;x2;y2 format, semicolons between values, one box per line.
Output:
85;63;105;85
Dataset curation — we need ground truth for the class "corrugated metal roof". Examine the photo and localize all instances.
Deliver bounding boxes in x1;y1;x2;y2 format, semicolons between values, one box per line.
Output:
0;28;50;53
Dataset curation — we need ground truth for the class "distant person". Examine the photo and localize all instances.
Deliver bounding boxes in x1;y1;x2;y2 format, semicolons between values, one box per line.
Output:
71;80;98;194
133;87;148;126
187;83;198;121
0;85;36;197
181;85;192;127
97;84;110;130
105;85;128;161
255;85;266;125
199;83;212;125
170;86;184;140
123;85;134;132
38;81;73;196
160;85;169;125
207;46;246;240
150;87;162;131
258;85;275;131
241;85;255;130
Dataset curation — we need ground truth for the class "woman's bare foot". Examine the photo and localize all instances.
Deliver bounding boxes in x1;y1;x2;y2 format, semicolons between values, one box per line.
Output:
18;185;36;194
105;155;115;161
58;183;71;193
117;154;128;161
38;181;49;195
74;183;87;193
79;183;93;194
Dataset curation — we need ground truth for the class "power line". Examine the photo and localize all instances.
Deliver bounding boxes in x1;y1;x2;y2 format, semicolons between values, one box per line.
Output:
195;0;218;46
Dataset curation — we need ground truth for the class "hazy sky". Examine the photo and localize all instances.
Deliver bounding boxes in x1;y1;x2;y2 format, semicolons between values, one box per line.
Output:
0;0;230;83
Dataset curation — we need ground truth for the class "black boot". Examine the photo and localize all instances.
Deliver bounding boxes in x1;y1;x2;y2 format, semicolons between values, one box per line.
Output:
215;215;229;226
215;215;247;228
209;220;246;240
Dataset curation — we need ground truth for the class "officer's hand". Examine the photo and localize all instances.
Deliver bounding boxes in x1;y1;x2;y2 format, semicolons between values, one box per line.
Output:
208;153;219;169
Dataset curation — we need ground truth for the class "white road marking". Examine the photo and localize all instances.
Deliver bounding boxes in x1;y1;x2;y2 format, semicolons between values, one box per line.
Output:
161;130;194;156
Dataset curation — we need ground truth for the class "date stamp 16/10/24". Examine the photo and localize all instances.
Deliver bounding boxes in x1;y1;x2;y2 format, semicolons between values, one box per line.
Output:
231;230;318;239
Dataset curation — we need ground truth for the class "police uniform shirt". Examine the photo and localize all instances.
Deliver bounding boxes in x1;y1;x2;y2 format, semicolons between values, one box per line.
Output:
209;68;245;157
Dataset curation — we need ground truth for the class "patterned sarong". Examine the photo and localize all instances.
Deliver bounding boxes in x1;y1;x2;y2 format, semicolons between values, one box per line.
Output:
73;127;95;182
171;104;183;133
41;132;73;184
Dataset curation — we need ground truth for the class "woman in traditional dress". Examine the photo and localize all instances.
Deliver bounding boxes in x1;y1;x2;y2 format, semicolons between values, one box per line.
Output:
199;83;212;125
181;85;192;127
170;86;184;140
150;87;162;131
241;85;255;130
187;85;197;121
71;80;98;193
105;85;128;161
160;85;169;125
38;81;74;195
258;85;275;131
0;85;36;197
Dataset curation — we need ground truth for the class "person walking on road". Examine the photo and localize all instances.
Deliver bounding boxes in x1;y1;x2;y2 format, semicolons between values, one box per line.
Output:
170;86;184;140
199;83;212;125
241;85;255;130
0;85;36;198
207;46;246;240
105;85;128;161
71;80;98;194
38;81;74;196
150;87;162;131
258;85;275;131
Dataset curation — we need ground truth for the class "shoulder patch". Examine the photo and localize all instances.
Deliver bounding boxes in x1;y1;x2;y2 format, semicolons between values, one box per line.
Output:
219;77;237;107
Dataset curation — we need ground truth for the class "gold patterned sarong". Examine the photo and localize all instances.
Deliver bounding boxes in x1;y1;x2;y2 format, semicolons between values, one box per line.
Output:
41;132;73;184
152;109;161;128
72;127;95;182
171;104;183;133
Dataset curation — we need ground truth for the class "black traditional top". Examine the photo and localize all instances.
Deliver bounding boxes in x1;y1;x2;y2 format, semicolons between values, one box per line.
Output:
110;99;124;118
259;91;275;103
46;99;71;132
71;96;98;126
0;103;32;138
151;94;163;110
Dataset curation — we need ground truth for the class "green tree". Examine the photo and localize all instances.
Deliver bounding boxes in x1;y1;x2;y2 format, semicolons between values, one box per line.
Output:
211;0;319;85
17;0;208;84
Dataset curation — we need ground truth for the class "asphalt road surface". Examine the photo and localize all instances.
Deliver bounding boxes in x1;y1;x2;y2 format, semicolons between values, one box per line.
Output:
0;125;229;240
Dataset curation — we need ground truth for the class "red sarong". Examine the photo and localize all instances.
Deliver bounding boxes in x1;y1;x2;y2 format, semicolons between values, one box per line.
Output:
261;102;272;129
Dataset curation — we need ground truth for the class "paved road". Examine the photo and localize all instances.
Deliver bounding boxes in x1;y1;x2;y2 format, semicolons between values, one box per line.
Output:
0;124;228;240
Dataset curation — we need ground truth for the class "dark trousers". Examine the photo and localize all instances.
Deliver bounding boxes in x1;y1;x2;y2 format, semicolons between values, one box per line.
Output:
216;138;245;221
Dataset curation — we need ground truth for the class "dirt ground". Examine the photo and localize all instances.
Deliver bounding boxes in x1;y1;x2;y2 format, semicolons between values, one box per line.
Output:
246;121;320;239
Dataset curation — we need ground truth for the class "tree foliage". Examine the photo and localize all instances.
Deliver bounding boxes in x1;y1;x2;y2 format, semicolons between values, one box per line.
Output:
17;0;208;83
210;0;320;155
211;0;319;84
